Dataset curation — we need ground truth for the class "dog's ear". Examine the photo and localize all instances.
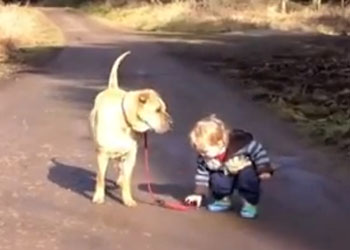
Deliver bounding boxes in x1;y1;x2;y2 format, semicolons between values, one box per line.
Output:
138;92;150;104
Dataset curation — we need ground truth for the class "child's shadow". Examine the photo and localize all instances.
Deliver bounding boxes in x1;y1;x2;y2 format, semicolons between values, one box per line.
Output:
138;183;191;202
47;158;122;203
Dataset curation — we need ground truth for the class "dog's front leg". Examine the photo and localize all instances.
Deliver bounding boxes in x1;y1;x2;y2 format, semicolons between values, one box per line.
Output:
93;151;109;204
120;147;137;207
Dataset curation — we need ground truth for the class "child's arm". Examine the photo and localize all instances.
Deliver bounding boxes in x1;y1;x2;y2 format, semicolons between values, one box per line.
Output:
185;155;209;207
247;140;274;175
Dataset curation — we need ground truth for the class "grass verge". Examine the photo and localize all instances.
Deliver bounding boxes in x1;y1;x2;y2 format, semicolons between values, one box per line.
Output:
0;4;64;79
82;1;350;35
206;48;350;157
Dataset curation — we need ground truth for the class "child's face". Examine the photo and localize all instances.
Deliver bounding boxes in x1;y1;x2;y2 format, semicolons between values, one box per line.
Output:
199;146;224;158
197;141;226;158
190;117;229;158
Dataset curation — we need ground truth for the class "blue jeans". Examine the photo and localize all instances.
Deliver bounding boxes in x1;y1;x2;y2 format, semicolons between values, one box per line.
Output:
209;166;260;205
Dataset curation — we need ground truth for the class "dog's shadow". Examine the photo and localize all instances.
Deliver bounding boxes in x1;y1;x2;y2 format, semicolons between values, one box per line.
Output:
48;158;122;203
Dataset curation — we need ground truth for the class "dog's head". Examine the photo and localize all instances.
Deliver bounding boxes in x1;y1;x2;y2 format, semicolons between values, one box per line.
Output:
130;89;172;134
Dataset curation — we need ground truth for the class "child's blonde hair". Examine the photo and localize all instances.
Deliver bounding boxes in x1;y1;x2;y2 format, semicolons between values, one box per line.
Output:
189;114;230;152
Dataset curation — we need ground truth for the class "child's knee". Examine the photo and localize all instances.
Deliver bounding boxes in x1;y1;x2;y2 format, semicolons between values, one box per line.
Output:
210;172;234;197
238;167;260;187
237;167;260;204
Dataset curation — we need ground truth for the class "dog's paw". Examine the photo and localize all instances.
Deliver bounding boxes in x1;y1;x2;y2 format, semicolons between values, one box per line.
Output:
123;198;137;207
92;192;105;204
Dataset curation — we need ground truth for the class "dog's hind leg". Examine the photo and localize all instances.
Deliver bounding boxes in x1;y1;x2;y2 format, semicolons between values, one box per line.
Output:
93;151;109;204
114;161;123;187
120;147;137;207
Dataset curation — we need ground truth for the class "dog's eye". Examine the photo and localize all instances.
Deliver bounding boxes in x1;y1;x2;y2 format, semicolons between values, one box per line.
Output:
156;108;161;113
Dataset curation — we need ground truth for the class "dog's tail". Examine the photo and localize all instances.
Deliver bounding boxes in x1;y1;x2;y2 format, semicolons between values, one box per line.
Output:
108;51;131;89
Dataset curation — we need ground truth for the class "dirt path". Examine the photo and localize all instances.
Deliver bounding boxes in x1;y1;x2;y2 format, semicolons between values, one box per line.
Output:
0;8;349;250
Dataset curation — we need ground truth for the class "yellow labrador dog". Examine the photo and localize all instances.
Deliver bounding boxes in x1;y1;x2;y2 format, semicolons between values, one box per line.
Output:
90;51;172;207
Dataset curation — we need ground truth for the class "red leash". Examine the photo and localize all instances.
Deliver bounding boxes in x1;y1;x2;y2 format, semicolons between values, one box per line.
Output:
143;133;195;211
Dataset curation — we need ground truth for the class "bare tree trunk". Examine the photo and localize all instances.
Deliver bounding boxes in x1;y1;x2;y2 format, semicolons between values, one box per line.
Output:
105;0;126;7
281;0;288;13
340;0;347;35
341;0;345;10
149;0;162;4
312;0;322;10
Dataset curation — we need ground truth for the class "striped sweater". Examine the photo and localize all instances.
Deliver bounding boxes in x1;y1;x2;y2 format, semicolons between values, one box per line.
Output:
194;129;273;195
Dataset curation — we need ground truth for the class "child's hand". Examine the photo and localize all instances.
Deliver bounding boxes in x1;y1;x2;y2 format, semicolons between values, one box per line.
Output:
185;194;202;207
259;173;272;180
